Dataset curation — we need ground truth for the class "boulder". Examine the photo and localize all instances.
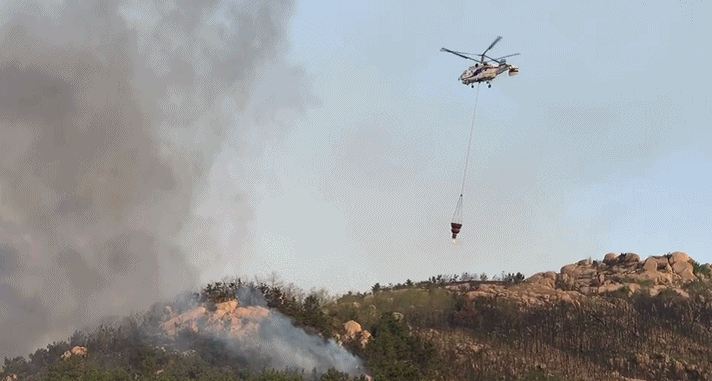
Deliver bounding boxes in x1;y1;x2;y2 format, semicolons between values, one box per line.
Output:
598;283;623;293
232;306;269;319
543;271;558;281
60;346;88;360
669;252;690;265
647;285;668;297
560;264;578;276
653;256;671;269
539;277;555;288
559;273;574;287
657;272;674;285
603;253;618;263
216;300;238;313
672;261;696;281
642;258;658;272
618;253;640;263
343;320;362;340
70;346;88;358
211;302;237;321
627;271;658;283
524;273;545;283
359;330;372;348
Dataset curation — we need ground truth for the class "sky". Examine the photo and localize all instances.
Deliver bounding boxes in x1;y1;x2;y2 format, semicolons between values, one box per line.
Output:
216;0;712;295
0;0;709;358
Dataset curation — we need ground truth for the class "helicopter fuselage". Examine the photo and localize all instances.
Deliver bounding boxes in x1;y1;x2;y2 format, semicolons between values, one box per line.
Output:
459;63;519;86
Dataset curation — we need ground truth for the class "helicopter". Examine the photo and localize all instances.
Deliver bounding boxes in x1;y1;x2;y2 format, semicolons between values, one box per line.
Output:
441;36;520;88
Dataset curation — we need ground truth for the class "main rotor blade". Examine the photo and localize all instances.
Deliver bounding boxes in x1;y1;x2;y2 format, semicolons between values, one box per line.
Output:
449;50;480;56
483;36;502;56
493;53;520;61
440;47;478;61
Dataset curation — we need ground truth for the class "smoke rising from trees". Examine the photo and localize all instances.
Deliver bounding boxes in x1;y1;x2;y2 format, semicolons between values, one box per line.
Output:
0;0;316;359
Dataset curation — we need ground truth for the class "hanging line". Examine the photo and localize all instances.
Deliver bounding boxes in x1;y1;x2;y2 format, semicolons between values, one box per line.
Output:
459;82;481;198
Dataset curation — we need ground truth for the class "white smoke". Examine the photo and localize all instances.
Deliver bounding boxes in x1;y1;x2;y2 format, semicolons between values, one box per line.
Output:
234;311;366;376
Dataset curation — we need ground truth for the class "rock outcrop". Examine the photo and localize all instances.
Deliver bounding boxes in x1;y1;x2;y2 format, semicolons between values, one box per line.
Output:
337;320;372;348
454;252;708;306
161;300;270;339
60;346;88;360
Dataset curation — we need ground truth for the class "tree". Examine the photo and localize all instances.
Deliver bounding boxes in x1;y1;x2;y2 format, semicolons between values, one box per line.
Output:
364;313;441;381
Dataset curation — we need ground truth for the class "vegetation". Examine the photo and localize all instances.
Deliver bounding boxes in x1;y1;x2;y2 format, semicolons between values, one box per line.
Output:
4;267;712;381
691;260;711;278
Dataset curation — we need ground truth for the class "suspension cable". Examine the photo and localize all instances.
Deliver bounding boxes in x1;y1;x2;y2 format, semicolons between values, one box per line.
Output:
459;83;481;197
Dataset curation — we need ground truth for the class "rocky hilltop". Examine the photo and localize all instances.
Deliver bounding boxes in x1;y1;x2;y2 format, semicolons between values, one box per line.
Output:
451;251;711;306
419;251;712;381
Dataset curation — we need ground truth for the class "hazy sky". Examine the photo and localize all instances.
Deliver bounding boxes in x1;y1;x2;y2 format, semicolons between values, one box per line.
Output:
0;0;708;359
215;0;711;295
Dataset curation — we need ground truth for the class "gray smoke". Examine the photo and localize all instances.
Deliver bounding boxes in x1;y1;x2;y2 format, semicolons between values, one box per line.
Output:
0;0;316;359
243;313;365;376
228;288;366;377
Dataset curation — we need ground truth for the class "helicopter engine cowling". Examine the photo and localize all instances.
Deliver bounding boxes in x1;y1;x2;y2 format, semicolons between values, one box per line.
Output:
508;66;519;76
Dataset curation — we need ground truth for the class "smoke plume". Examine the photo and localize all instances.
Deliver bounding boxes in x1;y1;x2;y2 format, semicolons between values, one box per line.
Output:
0;0;315;359
228;288;366;377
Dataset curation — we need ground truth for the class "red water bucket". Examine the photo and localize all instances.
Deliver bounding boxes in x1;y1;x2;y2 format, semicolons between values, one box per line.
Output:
450;222;462;239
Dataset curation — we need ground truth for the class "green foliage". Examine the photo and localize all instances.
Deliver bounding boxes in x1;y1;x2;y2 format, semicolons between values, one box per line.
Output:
200;280;242;304
364;313;441;381
691;260;711;277
3;356;30;376
502;272;526;284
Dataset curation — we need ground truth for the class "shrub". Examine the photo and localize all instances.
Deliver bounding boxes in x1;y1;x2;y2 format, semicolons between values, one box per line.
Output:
691;260;711;277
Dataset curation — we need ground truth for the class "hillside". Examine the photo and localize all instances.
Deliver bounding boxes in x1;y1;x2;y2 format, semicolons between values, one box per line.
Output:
3;251;712;381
